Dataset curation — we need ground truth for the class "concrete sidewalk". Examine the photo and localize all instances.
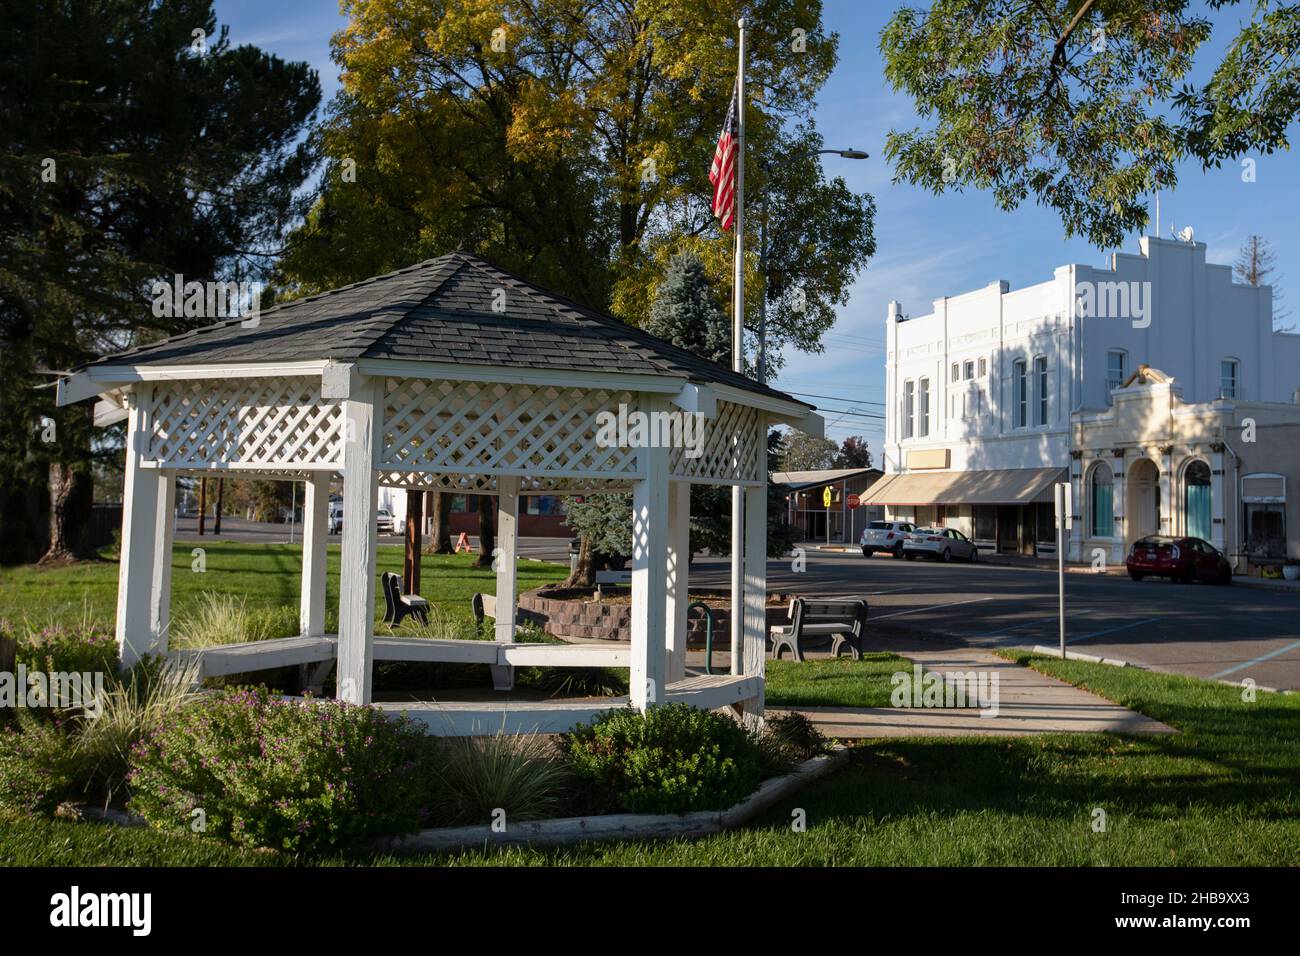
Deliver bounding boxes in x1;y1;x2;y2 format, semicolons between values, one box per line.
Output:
769;647;1174;738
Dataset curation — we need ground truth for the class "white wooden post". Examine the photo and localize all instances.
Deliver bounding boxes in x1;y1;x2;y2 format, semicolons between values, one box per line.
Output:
336;378;378;705
730;485;743;675
631;419;670;711
115;384;162;669
741;482;767;715
491;475;520;691
665;480;690;684
149;473;175;654
301;473;330;636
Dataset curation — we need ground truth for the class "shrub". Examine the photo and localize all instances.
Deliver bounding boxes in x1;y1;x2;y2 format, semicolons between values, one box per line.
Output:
433;731;569;825
0;656;198;812
0;714;85;813
128;688;439;853
11;619;118;678
753;711;828;775
562;704;762;814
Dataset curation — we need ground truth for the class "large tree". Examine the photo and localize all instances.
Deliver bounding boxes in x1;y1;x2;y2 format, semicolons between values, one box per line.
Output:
0;0;320;563
881;1;1300;248
278;0;875;354
1235;234;1293;331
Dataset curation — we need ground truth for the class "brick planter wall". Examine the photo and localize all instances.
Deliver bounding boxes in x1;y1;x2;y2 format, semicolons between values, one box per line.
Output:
519;588;790;644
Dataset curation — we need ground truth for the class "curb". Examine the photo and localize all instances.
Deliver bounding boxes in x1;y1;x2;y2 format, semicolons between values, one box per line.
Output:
374;746;850;854
1028;645;1131;667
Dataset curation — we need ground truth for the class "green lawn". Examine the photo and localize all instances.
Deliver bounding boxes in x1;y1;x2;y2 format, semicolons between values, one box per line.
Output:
0;542;567;634
765;654;911;708
5;650;1297;866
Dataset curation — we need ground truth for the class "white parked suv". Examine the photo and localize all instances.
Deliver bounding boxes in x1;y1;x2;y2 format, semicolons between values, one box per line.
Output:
860;520;916;558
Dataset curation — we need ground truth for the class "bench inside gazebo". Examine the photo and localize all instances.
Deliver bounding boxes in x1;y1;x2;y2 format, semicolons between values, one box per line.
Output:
57;253;823;735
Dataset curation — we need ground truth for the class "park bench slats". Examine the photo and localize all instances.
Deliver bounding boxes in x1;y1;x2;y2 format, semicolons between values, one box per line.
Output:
769;597;869;662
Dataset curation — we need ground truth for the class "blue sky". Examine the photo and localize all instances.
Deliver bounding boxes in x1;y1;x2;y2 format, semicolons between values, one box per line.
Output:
214;0;1300;456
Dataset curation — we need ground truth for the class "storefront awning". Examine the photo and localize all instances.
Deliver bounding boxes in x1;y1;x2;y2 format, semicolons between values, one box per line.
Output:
860;467;1067;507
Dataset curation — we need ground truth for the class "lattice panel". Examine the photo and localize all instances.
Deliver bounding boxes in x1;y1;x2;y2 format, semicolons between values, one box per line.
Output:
378;471;635;494
381;378;642;479
670;400;763;484
147;378;343;469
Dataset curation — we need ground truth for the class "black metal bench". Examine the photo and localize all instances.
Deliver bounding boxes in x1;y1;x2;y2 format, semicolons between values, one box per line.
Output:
382;571;429;627
769;598;869;661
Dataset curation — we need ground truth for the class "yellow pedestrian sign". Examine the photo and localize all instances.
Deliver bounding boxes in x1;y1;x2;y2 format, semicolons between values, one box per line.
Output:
823;486;833;508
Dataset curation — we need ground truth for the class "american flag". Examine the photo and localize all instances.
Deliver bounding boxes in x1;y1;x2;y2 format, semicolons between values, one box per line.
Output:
709;84;739;231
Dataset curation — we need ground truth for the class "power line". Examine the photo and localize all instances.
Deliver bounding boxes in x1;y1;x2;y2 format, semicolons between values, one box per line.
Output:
786;390;886;407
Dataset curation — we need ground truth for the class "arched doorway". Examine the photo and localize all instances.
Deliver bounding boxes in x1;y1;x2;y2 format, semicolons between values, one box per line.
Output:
1126;457;1161;546
1184;460;1212;540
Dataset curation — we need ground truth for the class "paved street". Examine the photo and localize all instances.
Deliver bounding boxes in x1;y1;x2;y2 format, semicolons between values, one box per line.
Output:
690;547;1300;692
176;520;1300;690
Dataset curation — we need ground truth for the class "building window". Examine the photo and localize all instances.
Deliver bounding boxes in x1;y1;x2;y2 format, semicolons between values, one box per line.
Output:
1035;355;1049;425
1090;463;1114;537
903;380;915;439
978;356;987;378
1013;359;1027;428
1183;461;1211;540
963;360;975;380
918;378;931;437
525;496;564;517
1245;504;1286;558
1106;350;1127;405
952;363;960;382
973;506;996;541
1220;359;1239;399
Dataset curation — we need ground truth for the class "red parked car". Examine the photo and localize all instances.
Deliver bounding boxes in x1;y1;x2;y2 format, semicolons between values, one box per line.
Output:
1126;535;1232;585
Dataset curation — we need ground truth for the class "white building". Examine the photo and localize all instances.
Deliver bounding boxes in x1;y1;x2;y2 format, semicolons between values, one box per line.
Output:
865;236;1300;565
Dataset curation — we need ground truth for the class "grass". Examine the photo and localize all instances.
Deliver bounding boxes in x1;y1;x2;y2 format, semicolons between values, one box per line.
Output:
0;542;567;637
765;653;913;708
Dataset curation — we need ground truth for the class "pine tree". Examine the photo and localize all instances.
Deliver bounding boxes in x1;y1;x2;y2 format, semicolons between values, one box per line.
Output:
645;253;731;366
1234;236;1293;332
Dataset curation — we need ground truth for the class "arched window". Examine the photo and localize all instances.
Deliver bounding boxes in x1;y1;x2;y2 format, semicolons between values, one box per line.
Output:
1220;358;1240;399
1090;463;1114;537
1013;359;1027;428
1034;355;1049;425
1185;460;1212;540
978;356;987;377
918;378;931;437
903;380;915;439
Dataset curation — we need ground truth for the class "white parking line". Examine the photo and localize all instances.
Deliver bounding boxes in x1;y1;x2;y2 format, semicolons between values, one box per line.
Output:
1211;638;1300;679
1068;617;1160;644
871;597;995;621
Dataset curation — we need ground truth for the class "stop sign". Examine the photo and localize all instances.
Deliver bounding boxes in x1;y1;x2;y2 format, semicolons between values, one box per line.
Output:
847;493;861;509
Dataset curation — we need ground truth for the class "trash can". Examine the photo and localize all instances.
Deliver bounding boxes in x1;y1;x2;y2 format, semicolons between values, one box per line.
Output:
569;537;581;577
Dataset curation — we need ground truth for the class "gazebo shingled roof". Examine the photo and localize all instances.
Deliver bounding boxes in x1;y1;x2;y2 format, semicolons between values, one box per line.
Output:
83;252;809;409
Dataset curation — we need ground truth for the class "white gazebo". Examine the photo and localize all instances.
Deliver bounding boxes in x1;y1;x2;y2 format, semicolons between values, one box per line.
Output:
57;253;822;734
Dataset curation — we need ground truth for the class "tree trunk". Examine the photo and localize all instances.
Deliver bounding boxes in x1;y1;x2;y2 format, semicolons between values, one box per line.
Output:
427;490;453;553
475;494;494;568
197;478;208;535
563;534;597;587
41;459;95;564
213;478;224;534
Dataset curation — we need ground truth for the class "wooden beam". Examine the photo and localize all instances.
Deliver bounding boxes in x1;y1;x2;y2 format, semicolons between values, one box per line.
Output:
491;475;520;691
301;474;330;637
404;488;423;594
115;385;162;669
631;401;670;710
337;380;379;705
741;484;768;716
150;474;176;654
665;480;690;684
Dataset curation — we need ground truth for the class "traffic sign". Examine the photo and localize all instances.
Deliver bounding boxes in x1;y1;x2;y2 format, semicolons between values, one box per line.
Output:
847;493;861;509
823;486;833;508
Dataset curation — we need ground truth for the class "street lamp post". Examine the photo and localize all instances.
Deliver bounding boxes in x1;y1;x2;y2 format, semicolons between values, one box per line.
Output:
756;148;867;385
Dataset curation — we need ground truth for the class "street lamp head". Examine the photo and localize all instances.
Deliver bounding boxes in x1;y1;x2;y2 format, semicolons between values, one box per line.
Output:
835;149;869;160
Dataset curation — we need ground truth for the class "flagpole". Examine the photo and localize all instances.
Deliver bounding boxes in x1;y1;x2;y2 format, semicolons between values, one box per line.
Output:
730;17;746;676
